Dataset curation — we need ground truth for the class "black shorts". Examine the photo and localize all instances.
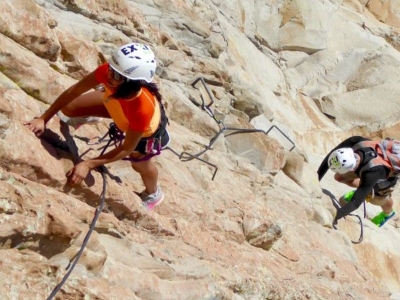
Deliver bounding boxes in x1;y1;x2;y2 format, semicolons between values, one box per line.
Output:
374;176;398;196
134;127;170;155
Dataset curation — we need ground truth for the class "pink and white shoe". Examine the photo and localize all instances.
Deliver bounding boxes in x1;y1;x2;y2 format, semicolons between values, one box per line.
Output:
139;186;164;210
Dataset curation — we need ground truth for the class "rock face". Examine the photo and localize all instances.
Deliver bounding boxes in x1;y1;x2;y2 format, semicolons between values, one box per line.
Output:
1;0;400;299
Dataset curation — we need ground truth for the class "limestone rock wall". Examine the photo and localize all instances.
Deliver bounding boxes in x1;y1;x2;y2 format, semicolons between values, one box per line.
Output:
1;0;400;299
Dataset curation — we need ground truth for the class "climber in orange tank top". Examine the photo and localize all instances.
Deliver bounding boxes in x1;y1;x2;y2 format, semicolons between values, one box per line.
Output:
24;43;169;210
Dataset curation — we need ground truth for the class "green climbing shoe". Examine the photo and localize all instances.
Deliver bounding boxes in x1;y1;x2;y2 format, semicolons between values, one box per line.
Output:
342;190;355;203
341;190;372;203
370;210;396;227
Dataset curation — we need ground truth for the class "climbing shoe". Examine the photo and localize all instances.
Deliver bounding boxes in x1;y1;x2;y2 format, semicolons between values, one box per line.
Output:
139;186;164;210
370;210;396;227
342;190;355;203
57;112;103;129
341;190;372;203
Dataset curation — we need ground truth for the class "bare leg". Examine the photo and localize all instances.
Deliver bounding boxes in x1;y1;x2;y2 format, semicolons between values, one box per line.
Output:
130;156;159;195
338;196;347;207
381;197;394;215
61;91;111;118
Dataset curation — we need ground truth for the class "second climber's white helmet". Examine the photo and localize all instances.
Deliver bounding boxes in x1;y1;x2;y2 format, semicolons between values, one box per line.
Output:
328;148;357;174
109;43;156;82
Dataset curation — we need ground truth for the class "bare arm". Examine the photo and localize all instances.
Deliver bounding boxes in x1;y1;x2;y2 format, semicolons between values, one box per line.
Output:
24;71;99;136
41;71;99;122
87;129;143;168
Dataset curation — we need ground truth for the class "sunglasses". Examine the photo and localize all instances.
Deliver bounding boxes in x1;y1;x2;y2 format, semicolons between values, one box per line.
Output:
108;66;124;81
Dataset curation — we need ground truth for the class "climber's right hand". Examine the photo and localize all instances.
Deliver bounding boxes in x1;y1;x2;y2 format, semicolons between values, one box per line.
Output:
24;117;46;137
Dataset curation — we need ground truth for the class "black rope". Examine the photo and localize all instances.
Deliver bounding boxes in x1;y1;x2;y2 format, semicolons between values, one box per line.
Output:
46;166;107;300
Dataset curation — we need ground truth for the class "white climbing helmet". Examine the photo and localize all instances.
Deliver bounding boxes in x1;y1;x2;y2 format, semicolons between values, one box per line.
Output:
328;148;357;174
109;43;156;82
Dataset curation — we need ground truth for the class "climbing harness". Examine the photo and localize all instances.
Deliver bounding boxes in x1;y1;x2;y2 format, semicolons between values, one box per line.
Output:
86;121;169;163
46;166;107;300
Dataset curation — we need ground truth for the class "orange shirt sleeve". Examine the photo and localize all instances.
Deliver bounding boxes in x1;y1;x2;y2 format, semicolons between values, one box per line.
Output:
94;63;109;84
